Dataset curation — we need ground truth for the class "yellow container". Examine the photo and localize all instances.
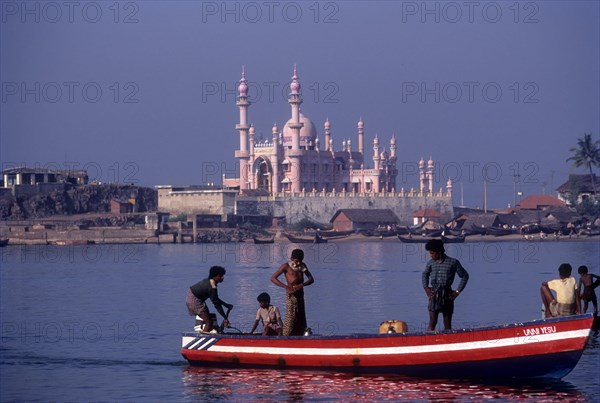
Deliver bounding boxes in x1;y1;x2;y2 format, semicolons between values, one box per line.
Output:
379;320;408;334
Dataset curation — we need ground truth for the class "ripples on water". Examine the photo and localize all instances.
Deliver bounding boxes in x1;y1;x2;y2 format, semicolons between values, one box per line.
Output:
181;367;589;402
0;241;598;401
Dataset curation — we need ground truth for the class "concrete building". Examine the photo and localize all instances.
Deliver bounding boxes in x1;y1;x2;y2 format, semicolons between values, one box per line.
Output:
1;167;88;188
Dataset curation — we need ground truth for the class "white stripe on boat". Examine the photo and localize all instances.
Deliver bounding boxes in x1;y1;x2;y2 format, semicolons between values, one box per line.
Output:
204;329;588;356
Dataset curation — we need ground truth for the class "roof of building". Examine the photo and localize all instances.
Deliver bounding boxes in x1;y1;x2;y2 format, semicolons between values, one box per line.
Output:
1;166;88;176
496;213;523;227
413;208;442;218
516;194;566;210
556;174;598;193
330;209;399;224
282;113;317;147
460;213;499;228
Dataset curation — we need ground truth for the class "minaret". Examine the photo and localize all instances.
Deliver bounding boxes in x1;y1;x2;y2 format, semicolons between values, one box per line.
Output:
287;65;304;192
249;124;255;156
373;135;380;170
419;157;426;192
271;123;280;193
372;135;381;193
357;118;364;156
248;124;256;189
324;118;331;152
235;66;250;192
390;134;396;161
427;157;434;193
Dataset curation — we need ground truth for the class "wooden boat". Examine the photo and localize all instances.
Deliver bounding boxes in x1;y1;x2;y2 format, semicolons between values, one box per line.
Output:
397;235;434;243
361;230;398;238
425;229;443;237
285;233;328;244
469;224;487;236
252;236;275;244
181;314;594;379
53;239;93;246
441;235;466;243
317;230;355;238
486;227;514;236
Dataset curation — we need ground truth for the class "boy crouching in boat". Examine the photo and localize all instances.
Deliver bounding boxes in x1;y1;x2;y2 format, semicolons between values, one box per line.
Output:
249;292;283;336
541;263;581;318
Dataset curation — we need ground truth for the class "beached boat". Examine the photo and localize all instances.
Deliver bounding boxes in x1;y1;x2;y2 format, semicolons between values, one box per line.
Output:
285;233;328;244
53;239;94;246
397;235;434;243
317;230;355;238
181;314;594;379
252;236;275;244
441;235;466;243
182;314;594;379
486;227;514;236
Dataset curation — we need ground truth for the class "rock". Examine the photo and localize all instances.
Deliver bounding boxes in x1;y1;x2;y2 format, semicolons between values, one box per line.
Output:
0;184;157;220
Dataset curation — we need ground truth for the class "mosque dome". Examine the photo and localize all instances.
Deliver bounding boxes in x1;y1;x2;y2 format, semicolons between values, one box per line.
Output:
282;113;317;147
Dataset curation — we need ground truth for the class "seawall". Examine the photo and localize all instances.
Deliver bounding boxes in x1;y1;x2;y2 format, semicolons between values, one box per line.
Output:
237;192;454;225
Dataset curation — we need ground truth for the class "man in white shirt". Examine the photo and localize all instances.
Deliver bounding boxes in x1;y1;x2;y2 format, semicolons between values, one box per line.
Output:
541;263;581;317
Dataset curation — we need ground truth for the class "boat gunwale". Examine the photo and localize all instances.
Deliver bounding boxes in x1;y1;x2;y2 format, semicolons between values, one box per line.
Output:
182;313;594;341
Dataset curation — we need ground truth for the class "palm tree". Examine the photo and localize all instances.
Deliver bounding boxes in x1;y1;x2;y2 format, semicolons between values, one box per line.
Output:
566;133;600;196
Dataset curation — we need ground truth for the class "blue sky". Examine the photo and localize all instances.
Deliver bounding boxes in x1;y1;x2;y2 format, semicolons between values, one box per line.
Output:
1;1;598;209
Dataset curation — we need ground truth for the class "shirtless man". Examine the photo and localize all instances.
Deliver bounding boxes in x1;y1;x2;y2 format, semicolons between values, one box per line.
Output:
578;265;600;314
271;249;315;336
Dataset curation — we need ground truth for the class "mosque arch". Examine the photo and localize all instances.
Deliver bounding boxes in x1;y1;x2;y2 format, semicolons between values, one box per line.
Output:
252;157;272;192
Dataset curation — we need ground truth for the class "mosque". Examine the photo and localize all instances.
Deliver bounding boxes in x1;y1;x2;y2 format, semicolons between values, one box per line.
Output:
158;66;453;225
224;66;401;194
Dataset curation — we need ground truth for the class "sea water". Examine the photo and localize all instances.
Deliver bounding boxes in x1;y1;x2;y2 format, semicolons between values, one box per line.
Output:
1;240;598;401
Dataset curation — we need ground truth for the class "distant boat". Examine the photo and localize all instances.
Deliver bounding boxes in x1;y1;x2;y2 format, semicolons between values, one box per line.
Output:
285;233;328;244
361;230;398;238
397;235;434;243
252;236;275;244
317;230;355;238
468;224;487;236
441;235;466;243
53;240;93;246
425;229;443;237
486;227;514;236
0;238;8;247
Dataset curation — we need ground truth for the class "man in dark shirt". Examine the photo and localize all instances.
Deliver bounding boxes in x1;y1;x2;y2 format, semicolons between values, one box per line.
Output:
422;239;469;331
186;266;233;333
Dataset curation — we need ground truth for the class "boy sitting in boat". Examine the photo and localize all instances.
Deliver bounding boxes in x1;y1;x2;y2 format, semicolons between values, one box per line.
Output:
541;263;581;318
249;292;283;336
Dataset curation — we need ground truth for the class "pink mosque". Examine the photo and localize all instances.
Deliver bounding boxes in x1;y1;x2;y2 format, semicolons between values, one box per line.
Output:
224;66;451;196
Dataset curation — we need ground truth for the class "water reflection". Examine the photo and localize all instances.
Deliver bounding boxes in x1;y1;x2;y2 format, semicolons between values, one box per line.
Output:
181;367;587;402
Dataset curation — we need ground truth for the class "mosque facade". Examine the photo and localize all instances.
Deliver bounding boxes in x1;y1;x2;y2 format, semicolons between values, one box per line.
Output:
224;66;448;196
159;66;454;225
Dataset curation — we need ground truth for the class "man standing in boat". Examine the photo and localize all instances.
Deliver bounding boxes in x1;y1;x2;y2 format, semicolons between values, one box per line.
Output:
422;239;469;331
271;249;315;336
